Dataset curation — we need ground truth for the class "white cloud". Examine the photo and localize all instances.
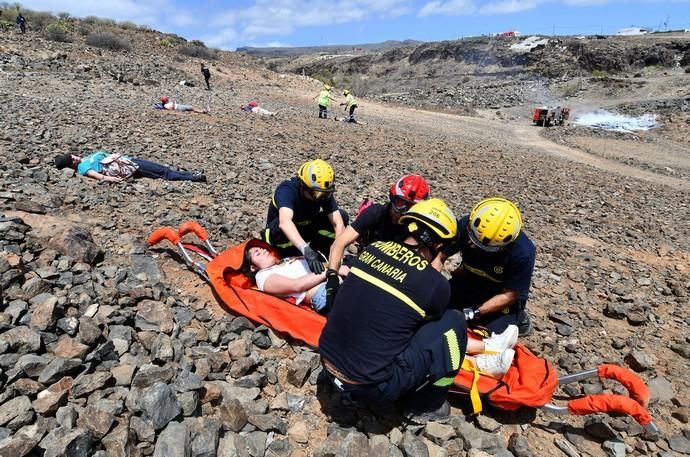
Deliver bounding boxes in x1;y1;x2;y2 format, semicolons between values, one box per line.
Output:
418;0;476;17
479;0;541;14
210;0;412;40
202;27;238;49
168;12;197;27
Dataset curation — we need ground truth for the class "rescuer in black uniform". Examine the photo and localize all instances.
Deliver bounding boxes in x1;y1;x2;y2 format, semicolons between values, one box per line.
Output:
319;198;467;420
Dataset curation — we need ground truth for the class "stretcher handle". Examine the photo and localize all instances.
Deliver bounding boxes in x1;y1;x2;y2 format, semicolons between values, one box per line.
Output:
558;365;649;408
597;364;649;408
178;221;218;256
179;221;208;242
542;399;659;434
567;394;656;430
148;227;180;246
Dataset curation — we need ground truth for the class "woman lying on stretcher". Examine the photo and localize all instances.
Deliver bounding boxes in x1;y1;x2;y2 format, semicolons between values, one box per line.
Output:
243;246;348;315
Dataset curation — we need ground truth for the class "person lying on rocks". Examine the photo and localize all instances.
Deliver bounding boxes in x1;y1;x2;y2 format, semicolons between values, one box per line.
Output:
54;151;207;183
154;96;209;114
243;244;349;315
240;101;277;116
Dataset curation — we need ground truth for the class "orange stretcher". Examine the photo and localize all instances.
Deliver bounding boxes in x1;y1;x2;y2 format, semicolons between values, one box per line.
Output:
148;221;658;433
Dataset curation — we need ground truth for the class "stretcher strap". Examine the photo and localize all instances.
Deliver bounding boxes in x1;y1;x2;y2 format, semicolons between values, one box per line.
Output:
597;364;650;407
567;394;654;426
462;359;483;414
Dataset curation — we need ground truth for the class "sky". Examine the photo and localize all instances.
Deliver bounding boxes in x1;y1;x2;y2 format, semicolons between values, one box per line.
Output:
15;0;690;50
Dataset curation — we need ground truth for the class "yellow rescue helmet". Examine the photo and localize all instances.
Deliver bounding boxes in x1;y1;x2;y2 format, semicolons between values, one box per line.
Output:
400;198;457;243
343;89;350;95
297;159;335;192
324;84;331;91
467;197;522;252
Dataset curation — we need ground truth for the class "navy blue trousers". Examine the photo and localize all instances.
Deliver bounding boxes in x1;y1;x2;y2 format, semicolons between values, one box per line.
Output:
324;309;467;413
132;158;196;181
263;209;349;258
449;275;523;333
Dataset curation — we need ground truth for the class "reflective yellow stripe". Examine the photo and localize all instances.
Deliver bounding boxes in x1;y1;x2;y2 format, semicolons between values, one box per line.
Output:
350;267;425;318
433;377;454;387
463;264;501;283
264;228;271;244
317;229;336;239
271;193;278;209
444;329;461;371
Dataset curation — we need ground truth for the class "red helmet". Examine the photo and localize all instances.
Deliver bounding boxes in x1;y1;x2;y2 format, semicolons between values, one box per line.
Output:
389;174;430;213
160;96;169;103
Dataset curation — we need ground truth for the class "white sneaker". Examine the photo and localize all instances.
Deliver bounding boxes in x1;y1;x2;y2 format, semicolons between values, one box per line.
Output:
475;348;515;377
483;325;519;353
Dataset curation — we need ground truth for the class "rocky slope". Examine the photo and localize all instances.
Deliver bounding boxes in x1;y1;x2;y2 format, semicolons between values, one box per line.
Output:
0;19;689;457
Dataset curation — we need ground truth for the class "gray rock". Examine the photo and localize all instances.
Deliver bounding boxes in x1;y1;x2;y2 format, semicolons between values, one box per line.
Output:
56;405;78;430
47;227;102;265
248;412;287;434
42;428;93;457
177;391;200;416
175;369;204;392
401;431;429;457
668;434;690;454
0;421;47;457
0;396;32;426
76;405;115;439
508;433;533;457
265;438;292;457
38;358;82;384
648;377;674;404
602;440;626;457
554;437;580;457
476;415;502;432
77;317;101;345
29;293;58;331
219;398;248;432
244;431;267;457
137;382;181;430
369;435;404;457
153;421;191;457
286;358;311;387
0;326;41;354
454;418;505;453
129;416;155;443
135;300;174;333
187;417;221;457
70;371;112;397
584;417;618;440
625;349;654;372
101;419;132;457
217;432;246;457
423;421;456;445
16;354;49;377
132;363;175;389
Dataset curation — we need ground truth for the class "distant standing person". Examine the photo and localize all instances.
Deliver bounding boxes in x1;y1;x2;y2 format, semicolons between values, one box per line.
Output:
340;89;358;122
315;85;337;119
201;63;211;90
16;13;27;34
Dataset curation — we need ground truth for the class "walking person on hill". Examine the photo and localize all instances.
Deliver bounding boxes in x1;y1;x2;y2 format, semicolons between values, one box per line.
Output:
201;63;211;90
340;89;358;122
315;85;337;119
16;13;27;34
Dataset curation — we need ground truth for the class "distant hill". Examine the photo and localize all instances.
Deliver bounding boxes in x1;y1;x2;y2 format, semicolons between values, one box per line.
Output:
237;40;421;58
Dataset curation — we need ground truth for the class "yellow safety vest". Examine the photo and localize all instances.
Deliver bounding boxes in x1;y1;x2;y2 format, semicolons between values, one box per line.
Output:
345;93;357;109
318;90;331;107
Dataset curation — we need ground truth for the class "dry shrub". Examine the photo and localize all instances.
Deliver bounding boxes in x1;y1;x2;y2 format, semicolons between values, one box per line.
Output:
178;44;217;60
86;31;131;51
